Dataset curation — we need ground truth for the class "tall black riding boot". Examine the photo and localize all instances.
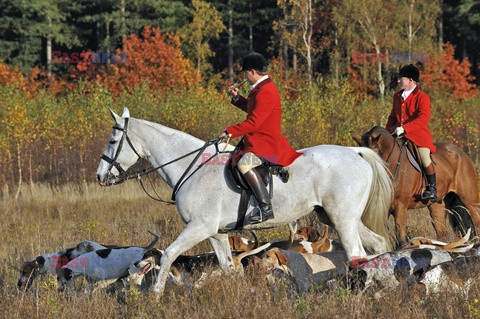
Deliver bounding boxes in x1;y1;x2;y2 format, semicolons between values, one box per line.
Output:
243;168;274;224
422;173;437;202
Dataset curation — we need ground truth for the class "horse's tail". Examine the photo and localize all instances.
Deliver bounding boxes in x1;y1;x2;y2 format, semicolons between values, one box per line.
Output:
444;192;476;238
354;147;394;250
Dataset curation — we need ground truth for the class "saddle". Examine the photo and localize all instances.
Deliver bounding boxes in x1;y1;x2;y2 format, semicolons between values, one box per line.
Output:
225;139;290;230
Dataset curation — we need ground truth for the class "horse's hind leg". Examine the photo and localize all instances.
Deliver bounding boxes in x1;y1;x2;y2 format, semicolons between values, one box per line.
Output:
208;233;236;272
428;202;448;241
317;206;367;258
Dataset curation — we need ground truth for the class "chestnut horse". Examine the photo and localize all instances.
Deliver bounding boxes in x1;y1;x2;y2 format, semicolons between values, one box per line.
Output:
352;126;480;247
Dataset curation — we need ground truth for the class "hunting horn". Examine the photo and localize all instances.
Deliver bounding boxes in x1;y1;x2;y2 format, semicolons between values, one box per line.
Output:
232;79;247;88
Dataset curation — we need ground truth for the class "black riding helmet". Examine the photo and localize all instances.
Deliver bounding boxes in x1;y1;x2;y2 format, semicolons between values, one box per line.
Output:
399;64;419;82
241;52;268;72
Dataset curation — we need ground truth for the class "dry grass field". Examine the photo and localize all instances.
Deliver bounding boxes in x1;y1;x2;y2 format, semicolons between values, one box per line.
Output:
1;179;480;319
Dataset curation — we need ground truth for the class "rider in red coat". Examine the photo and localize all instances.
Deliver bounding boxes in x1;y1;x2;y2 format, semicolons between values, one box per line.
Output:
386;64;437;201
219;52;302;223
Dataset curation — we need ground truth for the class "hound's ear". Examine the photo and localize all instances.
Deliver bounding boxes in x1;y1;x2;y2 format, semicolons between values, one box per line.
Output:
109;107;121;123
274;250;288;265
86;244;94;252
121;107;130;119
229;237;241;250
307;227;321;242
351;133;363;146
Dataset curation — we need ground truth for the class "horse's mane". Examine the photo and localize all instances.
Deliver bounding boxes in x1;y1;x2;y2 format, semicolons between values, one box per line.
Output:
366;125;386;135
133;118;205;144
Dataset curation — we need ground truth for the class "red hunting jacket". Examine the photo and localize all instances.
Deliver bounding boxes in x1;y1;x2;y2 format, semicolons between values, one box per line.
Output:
226;78;302;166
386;86;436;153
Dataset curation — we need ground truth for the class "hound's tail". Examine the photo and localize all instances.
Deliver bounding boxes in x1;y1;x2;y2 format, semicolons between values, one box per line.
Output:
145;229;160;249
353;147;394;250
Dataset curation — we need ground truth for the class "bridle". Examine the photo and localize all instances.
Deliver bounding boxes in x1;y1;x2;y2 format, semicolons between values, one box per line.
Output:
100;118;141;186
99;117;228;201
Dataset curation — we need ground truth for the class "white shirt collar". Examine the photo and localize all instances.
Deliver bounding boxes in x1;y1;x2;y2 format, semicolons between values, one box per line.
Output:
250;75;269;90
401;85;416;100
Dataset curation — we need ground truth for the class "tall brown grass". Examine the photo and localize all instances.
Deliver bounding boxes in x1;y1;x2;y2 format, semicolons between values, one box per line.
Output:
1;181;480;319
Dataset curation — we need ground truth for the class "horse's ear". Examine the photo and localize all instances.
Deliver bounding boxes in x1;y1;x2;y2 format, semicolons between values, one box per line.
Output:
121;107;130;119
108;108;121;123
351;133;363;146
372;134;381;145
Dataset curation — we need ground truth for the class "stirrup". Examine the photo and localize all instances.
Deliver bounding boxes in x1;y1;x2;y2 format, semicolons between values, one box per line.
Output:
421;187;437;202
250;207;274;224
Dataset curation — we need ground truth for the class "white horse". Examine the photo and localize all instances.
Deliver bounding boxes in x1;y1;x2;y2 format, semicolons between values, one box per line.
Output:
96;107;393;295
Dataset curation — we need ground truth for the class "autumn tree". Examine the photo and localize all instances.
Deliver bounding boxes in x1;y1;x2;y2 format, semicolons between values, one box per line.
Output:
69;26;198;95
396;0;440;53
0;89;35;198
422;43;476;98
179;0;225;79
274;0;319;84
334;0;397;96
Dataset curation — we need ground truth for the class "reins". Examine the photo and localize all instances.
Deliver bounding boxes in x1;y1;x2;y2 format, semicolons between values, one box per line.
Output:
385;136;408;180
100;117;230;203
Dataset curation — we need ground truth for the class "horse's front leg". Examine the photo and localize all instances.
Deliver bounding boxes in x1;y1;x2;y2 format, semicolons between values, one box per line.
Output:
208;233;236;272
428;202;448;241
152;222;213;296
393;205;408;248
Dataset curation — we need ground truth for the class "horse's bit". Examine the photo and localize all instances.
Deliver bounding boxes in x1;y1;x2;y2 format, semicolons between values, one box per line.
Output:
100;117;142;186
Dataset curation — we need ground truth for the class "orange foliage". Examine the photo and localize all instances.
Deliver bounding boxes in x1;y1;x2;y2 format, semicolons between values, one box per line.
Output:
422;43;476;98
0;61;28;89
0;61;68;96
347;65;377;95
68;26;198;95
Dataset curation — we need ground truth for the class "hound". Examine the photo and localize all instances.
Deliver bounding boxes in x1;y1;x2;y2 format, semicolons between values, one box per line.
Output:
17;239;113;289
407;255;479;296
255;248;349;294
293;226;344;254
294;226;321;242
228;231;259;252
344;248;454;297
56;230;159;292
135;243;272;289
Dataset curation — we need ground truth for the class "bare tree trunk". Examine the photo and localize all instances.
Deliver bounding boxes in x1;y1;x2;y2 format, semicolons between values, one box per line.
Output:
15;143;22;200
293;49;297;73
197;52;201;79
7;149;14;192
54;149;59;185
97;22;101;48
120;0;127;51
300;0;313;85
228;0;233;83
105;20;111;63
375;45;385;96
334;22;339;84
29;153;33;185
47;16;52;80
437;0;443;51
249;3;253;51
79;152;87;186
283;39;289;80
407;0;414;52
